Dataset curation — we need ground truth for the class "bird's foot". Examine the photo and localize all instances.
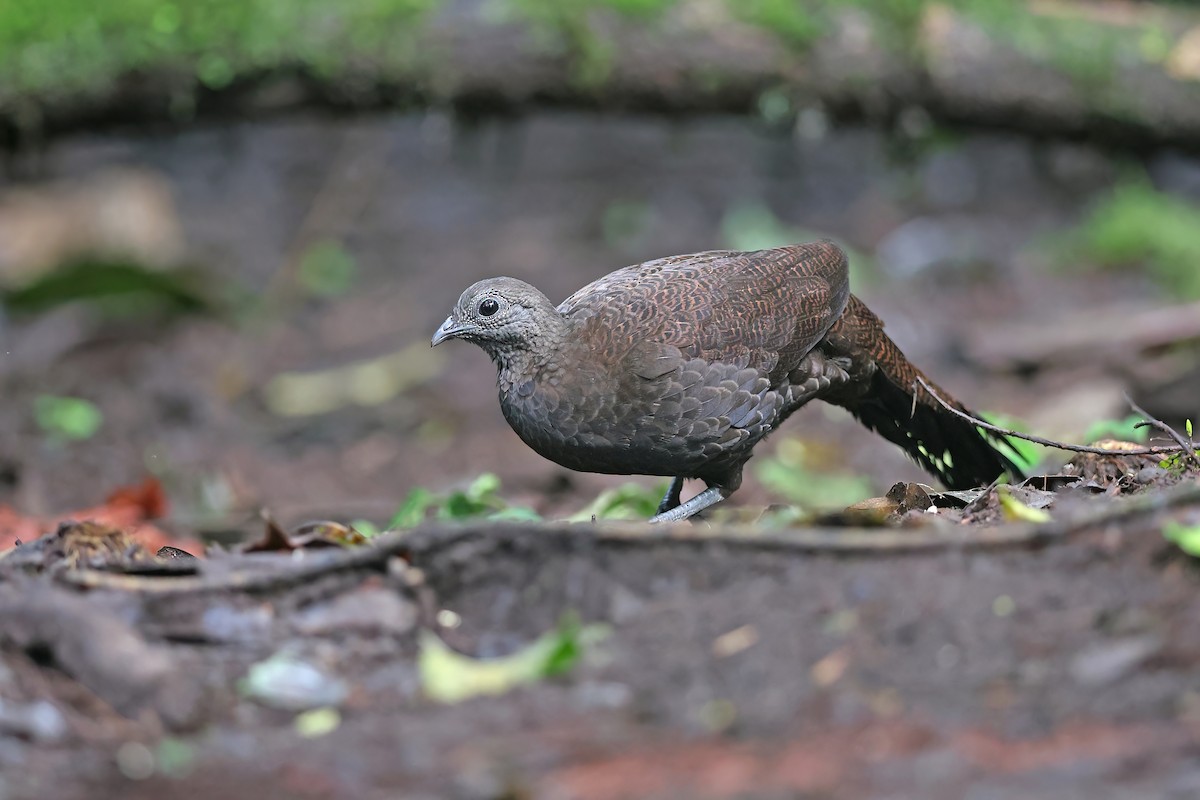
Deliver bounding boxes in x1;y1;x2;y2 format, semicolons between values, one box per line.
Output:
655;476;685;515
649;486;730;523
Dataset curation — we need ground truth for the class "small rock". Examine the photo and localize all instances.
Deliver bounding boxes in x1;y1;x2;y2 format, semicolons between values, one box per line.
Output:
241;653;348;711
1070;635;1164;688
0;699;67;742
1135;466;1169;485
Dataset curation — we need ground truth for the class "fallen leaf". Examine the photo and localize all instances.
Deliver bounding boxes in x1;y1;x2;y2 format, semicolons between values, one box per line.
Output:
0;477;187;553
419;615;609;704
996;485;1053;523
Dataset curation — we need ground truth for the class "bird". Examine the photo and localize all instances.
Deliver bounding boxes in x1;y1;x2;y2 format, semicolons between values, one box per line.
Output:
432;242;1023;522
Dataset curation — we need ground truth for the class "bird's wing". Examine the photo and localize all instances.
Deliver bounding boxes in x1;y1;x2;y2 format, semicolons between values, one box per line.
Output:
561;242;851;375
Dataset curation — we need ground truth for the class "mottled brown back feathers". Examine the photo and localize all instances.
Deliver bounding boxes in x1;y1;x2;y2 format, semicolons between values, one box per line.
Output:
560;241;850;378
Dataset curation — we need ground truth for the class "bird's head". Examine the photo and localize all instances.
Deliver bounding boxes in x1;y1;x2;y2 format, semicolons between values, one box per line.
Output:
431;277;562;366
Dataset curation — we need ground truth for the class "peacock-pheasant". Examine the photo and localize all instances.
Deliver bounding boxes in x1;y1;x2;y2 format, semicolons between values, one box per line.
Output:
432;242;1022;522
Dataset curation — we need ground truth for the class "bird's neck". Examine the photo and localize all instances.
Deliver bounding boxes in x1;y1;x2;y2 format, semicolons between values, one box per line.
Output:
489;317;571;393
494;348;543;392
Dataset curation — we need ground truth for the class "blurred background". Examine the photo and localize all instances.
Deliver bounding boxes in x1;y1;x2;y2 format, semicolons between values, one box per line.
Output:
2;0;1200;532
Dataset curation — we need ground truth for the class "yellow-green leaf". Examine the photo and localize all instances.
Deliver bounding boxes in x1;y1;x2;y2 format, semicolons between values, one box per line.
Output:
1163;520;1200;557
419;616;607;704
996;486;1052;523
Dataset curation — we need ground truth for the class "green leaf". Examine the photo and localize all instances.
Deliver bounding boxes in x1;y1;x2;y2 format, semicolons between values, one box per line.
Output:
294;707;341;738
1163;520;1200;557
466;472;501;503
996;485;1052;523
389;487;435;528
438;490;486;520
568;483;665;521
419;614;609;704
3;261;216;318
349;519;381;538
487;506;543;522
439;473;510;519
34;395;103;441
394;474;534;526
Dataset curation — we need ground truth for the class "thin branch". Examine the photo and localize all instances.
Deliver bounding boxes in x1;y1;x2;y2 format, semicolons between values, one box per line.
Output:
1128;395;1200;468
50;482;1200;596
915;377;1196;458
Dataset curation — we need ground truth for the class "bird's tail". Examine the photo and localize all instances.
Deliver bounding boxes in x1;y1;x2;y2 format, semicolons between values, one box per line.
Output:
826;296;1025;490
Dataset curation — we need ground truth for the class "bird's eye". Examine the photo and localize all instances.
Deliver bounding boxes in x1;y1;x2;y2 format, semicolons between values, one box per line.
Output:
478;298;500;317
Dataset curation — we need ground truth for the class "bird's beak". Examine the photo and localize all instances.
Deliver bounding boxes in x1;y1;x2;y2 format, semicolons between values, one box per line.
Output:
431;316;469;347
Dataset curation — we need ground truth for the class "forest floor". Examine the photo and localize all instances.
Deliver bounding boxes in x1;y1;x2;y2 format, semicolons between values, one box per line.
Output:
1;111;1199;799
2;472;1200;800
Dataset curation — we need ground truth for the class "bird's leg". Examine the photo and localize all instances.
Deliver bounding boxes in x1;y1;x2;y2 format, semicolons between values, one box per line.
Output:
649;485;731;524
656;476;685;515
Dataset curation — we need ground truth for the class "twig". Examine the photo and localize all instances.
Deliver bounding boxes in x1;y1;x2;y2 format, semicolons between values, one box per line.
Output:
58;539;411;594
916;377;1196;459
51;479;1200;598
1127;394;1200;468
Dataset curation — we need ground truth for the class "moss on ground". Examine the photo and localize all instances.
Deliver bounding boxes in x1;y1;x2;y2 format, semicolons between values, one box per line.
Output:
0;0;438;105
0;0;1195;127
954;0;1170;87
496;0;678;87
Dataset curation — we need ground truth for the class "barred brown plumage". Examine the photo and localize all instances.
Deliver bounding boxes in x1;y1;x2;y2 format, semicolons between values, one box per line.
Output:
432;241;1023;522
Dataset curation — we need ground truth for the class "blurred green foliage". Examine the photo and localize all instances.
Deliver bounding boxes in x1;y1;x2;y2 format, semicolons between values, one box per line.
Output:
1054;178;1200;300
1163;519;1200;557
1;0;1167;107
567;482;667;521
496;0;675;86
298;239;357;298
754;438;873;511
601;199;655;254
390;473;542;527
1;260;217;318
956;0;1135;84
731;0;822;46
720;202;813;253
391;474;673;526
732;0;925;48
0;0;437;101
34;395;103;442
1082;414;1149;445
